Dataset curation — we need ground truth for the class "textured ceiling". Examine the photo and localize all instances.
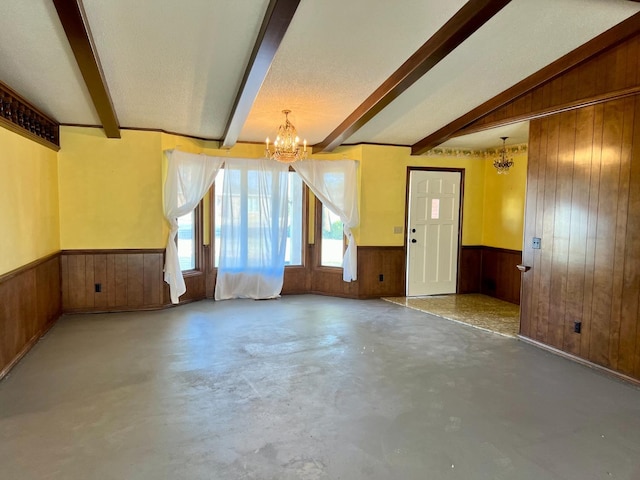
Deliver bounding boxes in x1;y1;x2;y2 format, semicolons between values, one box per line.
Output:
82;0;270;138
348;0;640;146
0;0;98;123
0;0;639;150
238;0;468;144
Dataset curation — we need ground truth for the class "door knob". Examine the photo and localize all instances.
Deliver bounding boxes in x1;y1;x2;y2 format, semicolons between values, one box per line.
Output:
411;239;417;243
411;228;416;233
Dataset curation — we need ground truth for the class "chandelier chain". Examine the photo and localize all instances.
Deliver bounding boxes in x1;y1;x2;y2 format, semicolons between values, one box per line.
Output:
494;136;514;174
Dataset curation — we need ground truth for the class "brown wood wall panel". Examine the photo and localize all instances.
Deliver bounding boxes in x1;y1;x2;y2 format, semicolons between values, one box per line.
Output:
619;97;640;377
0;254;61;379
357;247;405;298
281;266;311;295
479;247;522;305
562;107;593;356
460;32;640;136
458;246;482;294
143;254;162;306
126;254;144;307
62;250;165;312
522;95;640;381
176;272;206;304
547;111;576;349
93;254;107;309
579;104;605;360
113;254;128;306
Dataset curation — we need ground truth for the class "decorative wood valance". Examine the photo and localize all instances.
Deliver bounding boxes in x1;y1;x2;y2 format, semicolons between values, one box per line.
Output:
0;80;60;151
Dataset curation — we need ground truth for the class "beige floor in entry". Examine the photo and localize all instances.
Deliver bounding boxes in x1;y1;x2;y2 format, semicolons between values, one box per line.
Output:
384;293;520;337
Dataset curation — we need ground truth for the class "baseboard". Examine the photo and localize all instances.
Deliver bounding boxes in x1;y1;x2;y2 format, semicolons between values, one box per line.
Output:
517;335;640;388
0;318;58;381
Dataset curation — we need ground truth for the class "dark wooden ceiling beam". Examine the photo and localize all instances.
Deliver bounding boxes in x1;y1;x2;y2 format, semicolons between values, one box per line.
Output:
313;0;512;153
221;0;302;148
52;0;120;138
411;11;640;155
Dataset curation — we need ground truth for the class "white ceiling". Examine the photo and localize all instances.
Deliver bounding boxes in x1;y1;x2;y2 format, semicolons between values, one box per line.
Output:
0;0;638;150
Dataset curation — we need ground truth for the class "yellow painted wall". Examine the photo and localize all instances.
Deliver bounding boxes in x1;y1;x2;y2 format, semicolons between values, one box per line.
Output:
58;127;166;249
482;151;528;250
355;144;486;247
55;126;526;253
0;127;60;275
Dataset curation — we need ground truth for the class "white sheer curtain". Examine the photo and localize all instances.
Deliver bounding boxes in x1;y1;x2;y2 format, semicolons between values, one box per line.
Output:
163;150;224;304
293;159;359;281
214;158;290;300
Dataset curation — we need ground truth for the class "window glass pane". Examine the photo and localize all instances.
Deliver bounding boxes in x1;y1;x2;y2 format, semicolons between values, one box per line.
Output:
285;172;303;266
321;204;343;267
431;198;440;219
177;210;196;271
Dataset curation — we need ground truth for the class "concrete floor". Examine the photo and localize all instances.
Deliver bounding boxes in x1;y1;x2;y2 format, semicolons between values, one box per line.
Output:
1;295;640;480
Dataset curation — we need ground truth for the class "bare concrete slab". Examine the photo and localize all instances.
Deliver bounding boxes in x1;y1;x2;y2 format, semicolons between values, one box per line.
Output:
1;295;639;479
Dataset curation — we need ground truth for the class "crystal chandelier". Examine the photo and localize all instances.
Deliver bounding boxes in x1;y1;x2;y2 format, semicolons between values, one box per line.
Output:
265;110;307;163
494;136;514;174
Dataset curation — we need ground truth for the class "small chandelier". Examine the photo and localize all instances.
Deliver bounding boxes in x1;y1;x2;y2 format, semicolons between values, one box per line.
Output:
494;136;514;174
265;110;307;163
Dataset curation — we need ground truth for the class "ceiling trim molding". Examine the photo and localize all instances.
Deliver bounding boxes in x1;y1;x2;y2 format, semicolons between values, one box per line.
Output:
426;143;527;158
221;0;302;148
313;0;512;153
52;0;120;138
411;11;640;155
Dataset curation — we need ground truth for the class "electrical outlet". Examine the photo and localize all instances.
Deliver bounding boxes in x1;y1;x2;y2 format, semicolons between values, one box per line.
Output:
574;321;581;334
532;237;541;249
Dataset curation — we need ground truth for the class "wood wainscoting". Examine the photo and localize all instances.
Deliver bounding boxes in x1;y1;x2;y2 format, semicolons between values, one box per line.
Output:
61;246;407;312
61;249;166;312
61;249;208;313
283;245;405;299
459;245;522;305
356;246;406;298
0;253;61;379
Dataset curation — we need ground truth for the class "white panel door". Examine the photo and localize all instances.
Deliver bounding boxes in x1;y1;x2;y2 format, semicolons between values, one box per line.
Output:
406;170;461;296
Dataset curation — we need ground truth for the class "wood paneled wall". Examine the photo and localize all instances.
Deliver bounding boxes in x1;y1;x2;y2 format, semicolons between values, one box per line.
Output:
459;246;521;304
521;96;640;381
61;250;165;312
0;253;61;379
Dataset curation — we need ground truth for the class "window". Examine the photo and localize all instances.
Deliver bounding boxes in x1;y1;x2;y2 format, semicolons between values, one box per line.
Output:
213;169;304;267
177;208;197;271
319;202;344;268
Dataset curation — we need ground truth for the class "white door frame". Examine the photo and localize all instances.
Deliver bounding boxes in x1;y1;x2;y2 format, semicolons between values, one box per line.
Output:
404;167;464;296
